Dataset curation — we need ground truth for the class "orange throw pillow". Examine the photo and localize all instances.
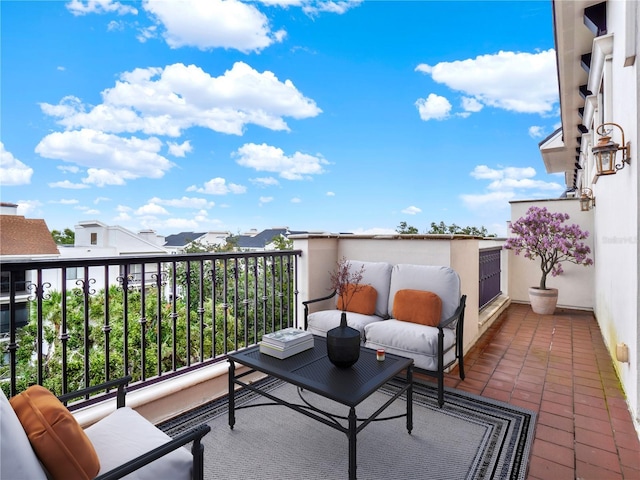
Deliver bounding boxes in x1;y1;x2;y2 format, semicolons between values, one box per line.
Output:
337;284;378;315
10;385;100;480
393;289;442;326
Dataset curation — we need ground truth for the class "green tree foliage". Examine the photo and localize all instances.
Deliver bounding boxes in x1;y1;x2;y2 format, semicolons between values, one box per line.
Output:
396;221;496;236
271;234;293;250
51;228;75;245
1;284;241;397
396;221;419;234
427;222;495;237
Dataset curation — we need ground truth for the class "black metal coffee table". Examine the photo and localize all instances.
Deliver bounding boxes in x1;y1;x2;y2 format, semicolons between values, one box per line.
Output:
227;336;413;480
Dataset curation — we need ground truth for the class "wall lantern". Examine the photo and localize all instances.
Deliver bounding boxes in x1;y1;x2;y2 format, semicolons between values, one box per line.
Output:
580;188;595;211
592;122;631;175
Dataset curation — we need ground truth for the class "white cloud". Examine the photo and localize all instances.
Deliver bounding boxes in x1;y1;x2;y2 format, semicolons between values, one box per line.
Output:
401;206;422;215
36;129;174;185
290;197;301;203
302;0;364;15
463;164;564;211
0;143;33;186
416;49;558;115
148;196;214;209
461;96;483;113
259;196;274;206
40;62;321;137
251;177;280;187
326;191;335;196
48;180;90;189
528;126;545;138
51;199;79;205
57;165;80;173
75;205;101;215
143;0;284;53
167;140;192;157
113;205;132;222
470;165;536;181
135;203;170;215
235;142;328;180
66;0;137;16
460;191;515;210
15;200;43;217
415;94;451;121
187;177;247;195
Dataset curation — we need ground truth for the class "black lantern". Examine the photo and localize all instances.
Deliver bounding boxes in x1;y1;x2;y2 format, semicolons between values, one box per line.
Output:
592;123;631;175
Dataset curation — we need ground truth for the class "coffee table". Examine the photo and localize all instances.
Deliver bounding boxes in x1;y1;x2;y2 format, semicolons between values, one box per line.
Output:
227;335;414;480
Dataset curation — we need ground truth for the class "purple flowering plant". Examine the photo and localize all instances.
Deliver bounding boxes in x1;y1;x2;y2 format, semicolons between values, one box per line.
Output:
504;206;593;290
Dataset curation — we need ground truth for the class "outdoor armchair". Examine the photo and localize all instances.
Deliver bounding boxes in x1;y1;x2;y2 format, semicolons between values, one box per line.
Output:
1;375;211;480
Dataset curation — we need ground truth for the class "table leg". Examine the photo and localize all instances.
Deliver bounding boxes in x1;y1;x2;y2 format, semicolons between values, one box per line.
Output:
348;406;357;480
406;365;413;434
228;359;235;430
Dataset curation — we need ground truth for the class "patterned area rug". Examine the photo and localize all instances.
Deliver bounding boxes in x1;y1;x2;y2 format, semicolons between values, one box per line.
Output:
159;377;536;480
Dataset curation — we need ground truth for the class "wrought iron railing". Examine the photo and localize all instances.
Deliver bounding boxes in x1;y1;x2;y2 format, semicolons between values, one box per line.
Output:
479;247;502;309
0;251;301;399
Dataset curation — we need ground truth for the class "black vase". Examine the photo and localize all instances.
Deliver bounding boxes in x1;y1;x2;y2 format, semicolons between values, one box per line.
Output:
326;311;360;368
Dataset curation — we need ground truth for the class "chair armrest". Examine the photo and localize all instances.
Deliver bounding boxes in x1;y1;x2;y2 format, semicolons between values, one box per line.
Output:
439;294;467;331
58;376;132;409
94;423;211;480
302;290;337;307
302;290;337;329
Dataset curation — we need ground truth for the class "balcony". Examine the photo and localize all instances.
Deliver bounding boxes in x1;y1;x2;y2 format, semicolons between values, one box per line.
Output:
1;243;638;479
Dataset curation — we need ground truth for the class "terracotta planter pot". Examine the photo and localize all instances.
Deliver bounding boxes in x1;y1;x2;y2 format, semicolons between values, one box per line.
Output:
528;287;558;315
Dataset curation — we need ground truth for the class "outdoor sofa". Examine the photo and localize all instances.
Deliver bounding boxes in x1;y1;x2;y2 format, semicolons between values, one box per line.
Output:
303;261;467;407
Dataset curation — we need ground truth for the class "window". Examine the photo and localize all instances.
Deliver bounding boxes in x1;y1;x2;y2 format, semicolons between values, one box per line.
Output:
0;271;27;295
0;303;29;334
90;232;97;245
66;267;81;280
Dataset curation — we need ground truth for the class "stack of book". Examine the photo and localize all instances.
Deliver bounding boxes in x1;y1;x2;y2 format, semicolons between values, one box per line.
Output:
259;328;314;359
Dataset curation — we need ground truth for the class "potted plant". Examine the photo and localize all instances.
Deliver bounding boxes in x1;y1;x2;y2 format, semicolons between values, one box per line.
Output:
326;257;366;367
504;206;593;314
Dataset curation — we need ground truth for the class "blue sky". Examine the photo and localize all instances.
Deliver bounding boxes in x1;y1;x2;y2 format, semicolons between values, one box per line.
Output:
1;0;563;237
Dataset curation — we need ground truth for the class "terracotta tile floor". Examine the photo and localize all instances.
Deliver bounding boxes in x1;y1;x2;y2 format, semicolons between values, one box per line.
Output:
441;302;640;480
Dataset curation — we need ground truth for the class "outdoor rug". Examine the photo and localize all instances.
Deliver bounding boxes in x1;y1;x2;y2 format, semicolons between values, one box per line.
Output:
159;377;536;480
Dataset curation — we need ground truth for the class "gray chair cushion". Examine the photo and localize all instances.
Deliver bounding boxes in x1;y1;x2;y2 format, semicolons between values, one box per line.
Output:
364;320;457;371
307;309;384;340
338;260;393;318
85;406;193;480
387;264;460;323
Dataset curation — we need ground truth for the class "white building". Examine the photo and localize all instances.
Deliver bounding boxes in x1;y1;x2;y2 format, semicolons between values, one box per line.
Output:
539;0;639;431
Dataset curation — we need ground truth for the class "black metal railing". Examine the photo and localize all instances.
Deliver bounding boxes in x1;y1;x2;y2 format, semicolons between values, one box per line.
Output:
0;250;301;400
479;247;502;309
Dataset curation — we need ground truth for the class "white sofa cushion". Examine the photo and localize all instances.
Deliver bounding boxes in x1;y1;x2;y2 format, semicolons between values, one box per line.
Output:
0;389;48;480
85;406;193;480
387;264;460;323
307;309;384;340
364;319;457;371
338;260;393;318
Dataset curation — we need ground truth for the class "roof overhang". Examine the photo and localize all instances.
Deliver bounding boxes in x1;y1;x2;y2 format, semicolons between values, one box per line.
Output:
540;1;605;179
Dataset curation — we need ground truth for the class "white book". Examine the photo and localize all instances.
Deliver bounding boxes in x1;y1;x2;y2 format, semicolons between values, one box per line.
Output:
259;337;314;359
261;327;312;348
